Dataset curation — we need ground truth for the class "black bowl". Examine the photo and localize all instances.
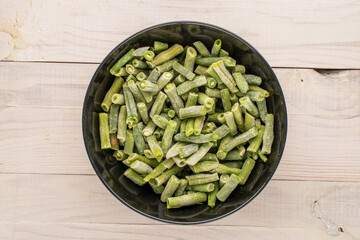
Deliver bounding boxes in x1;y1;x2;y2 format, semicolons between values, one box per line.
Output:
82;21;287;224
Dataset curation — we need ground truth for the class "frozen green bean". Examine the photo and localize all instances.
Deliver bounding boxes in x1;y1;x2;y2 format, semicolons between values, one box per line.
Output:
224;112;238;136
179;143;199;158
147;68;161;83
186;173;219;185
154;165;181;186
216;174;240;202
154;41;169;51
167;192;207;209
143;50;155;61
196;57;236;67
261;114;274;155
219;174;229;188
177;76;207;95
205;87;221;98
243;74;262;85
124;130;134;155
185;142;213;166
139;80;159;93
240;96;259;118
193;116;206;135
174;179;188;196
130;160;153;175
211;163;241;175
193;41;211;57
222;161;244;169
211;39;222;57
248;85;269;97
161;175;180;202
155;72;174;93
256;99;268;123
99;113;111;149
155;59;178;73
244;111;256;131
123;168;146;186
149;91;167;118
185;118;195;136
132;123;146;154
246;90;265;102
211;61;238;93
172;156;186;168
101;77;124;112
147;135;164;161
198;92;215;110
186;183;214;192
184;46;197;72
147;44;184;68
238;158;256;185
166;142;186;159
248;125;265;153
110;49;135;75
149;179;165;194
174;132;219;144
111;93;125;105
219;49;229;57
221;89;231;112
137;102;149;124
232;72;249;94
223;127;258;152
232;65;246;74
152;114;169;129
164;83;184;116
161;120;177;154
109;104;120;134
123;84;138;127
179;105;207;119
192;160;219;173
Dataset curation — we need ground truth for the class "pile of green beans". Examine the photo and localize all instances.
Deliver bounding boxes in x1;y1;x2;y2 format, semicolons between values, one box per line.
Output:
99;39;274;209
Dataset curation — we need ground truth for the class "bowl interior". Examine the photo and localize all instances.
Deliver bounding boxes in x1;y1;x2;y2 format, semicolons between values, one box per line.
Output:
82;22;287;224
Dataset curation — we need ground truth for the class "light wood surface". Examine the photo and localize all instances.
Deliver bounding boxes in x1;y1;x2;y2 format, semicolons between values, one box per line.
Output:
1;0;360;68
1;1;360;239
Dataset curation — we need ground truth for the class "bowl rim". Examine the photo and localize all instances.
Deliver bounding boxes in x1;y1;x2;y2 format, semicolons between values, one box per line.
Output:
82;20;288;225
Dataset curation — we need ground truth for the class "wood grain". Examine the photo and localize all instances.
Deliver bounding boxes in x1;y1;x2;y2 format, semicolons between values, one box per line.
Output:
0;0;359;68
1;222;356;240
0;174;359;236
1;62;359;180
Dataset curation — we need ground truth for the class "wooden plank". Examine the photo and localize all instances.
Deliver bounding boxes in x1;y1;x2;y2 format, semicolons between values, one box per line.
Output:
1;222;356;240
0;174;359;236
1;106;359;180
1;62;359;116
0;0;359;68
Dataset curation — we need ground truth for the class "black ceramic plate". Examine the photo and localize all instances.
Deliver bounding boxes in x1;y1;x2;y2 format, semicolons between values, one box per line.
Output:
82;21;287;224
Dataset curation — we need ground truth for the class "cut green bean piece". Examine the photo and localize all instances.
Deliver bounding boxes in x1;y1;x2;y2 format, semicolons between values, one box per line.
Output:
261;114;274;155
185;142;213;166
149;91;167;118
152;114;169;129
167;192;207;209
161;120;177;154
213;124;231;139
133;46;150;57
148;44;184;68
218;48;229;57
232;72;249;94
144;149;156;159
179;105;207;119
216;134;233;160
147;68;161;83
243;74;262;85
109;104;120;134
132;59;148;69
147;135;164;162
198;92;215;110
124;130;134;155
196;57;236;67
244;111;256;131
222;161;244;169
248;85;269;97
132;123;146;154
154;41;169;51
123;168;146;186
130;160;153;175
179;143;199;158
117;106;127;145
231;103;245;132
240;96;259;118
174;74;186;86
211;61;238;93
161;175;180;202
256;99;268;123
224;150;244;160
232;65;246;74
185;118;195;136
230;93;238;106
154;165;181;186
194;65;208;75
111;93;125;105
125;64;143;76
208;181;219;208
184;46;197;72
224;112;238;136
110;49;135;75
164;83;184;116
219;174;229;188
186;183;214;192
142;120;156;137
139;80;159;93
223;127;258;152
193;116;206;135
167;109;176;118
177;76;207;95
216;174;240;202
149;179;165;194
246;90;265;102
172;156;186;168
185;92;199;107
99;113;111;149
123;84;138;128
212;163;241;175
128;79;146;103
113;67;129;77
211;39;222;57
192;161;219;173
125;153;159;168
193;41;211;57
144;50;155;61
155;59;178;73
137;102;149;124
101;77;124;112
205;87;221;98
258;150;268;162
201;153;218;162
166;142;186;159
186;173;219;185
248;125;265;153
174;179;188;196
217;113;226;124
174;132;219;144
143;163;166;182
202;121;217;134
205;77;217;88
220;89;232;112
238;158;256;185
155;72;174;94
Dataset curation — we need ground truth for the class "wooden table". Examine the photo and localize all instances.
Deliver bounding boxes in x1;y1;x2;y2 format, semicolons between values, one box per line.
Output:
1;1;359;239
